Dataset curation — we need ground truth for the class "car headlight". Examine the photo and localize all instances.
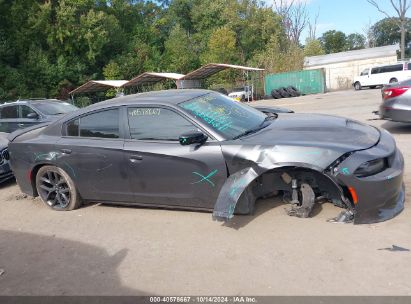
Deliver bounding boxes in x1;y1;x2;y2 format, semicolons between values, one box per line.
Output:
354;158;386;177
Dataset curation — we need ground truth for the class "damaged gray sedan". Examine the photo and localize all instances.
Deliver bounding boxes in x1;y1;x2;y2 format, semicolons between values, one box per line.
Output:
8;90;404;224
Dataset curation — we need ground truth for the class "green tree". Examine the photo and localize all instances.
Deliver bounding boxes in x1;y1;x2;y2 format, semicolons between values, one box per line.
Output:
319;30;347;54
251;36;304;73
346;33;366;50
0;0;287;100
304;39;325;57
163;24;199;73
367;0;411;60
201;26;239;64
371;17;411;47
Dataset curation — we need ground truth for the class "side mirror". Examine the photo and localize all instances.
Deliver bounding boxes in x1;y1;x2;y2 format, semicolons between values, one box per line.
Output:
179;131;208;146
26;113;39;119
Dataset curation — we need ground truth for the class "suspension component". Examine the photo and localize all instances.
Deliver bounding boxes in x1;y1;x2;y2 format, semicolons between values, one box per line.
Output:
286;183;316;218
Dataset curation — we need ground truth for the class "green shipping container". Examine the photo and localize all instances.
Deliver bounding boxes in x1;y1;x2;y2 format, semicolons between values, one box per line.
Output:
264;69;325;96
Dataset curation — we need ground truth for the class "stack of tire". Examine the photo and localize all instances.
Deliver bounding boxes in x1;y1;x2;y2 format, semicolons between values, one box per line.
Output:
270;86;301;99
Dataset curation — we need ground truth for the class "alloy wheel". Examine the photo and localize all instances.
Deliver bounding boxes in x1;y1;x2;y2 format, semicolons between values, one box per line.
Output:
38;170;71;209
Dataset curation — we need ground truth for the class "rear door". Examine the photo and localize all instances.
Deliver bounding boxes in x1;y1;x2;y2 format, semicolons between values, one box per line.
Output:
0;105;20;133
16;105;42;129
123;105;227;209
56;107;133;203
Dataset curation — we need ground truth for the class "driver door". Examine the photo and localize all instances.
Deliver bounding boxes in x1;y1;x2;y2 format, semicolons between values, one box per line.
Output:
123;106;227;209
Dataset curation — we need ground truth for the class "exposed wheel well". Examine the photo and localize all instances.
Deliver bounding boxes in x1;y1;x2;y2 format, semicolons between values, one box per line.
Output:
251;167;352;209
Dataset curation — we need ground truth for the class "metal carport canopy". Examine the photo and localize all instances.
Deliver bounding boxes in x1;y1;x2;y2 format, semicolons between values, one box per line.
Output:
69;80;129;95
180;63;265;80
123;72;185;87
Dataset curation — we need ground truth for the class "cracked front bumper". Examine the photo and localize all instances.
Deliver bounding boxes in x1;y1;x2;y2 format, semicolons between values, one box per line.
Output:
333;129;405;224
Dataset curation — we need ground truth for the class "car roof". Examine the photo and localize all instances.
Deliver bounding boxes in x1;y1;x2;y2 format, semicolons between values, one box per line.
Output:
0;99;66;107
88;89;211;109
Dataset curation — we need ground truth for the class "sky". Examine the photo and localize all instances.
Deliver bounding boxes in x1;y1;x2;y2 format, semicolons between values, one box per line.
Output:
267;0;409;43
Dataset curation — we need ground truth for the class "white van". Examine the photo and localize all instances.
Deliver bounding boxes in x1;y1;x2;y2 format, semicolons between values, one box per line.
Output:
353;62;411;90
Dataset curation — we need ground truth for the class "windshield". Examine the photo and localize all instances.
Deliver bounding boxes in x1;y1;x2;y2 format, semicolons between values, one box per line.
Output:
33;102;78;115
179;93;266;139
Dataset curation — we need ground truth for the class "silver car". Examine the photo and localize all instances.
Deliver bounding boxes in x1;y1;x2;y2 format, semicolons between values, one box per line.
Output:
379;79;411;122
0;133;12;183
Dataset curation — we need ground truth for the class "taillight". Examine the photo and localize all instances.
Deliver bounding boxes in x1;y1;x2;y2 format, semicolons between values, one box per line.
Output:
383;87;409;99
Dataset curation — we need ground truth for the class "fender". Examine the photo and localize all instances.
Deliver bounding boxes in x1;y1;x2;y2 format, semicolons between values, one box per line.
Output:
212;161;351;221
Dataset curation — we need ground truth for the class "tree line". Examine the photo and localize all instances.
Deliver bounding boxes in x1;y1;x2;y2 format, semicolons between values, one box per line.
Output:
0;0;409;101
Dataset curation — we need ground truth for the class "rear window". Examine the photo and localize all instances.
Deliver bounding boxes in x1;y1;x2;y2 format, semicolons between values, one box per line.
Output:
382;64;403;73
372;64;403;74
33;102;78;115
66;109;120;139
0;105;18;119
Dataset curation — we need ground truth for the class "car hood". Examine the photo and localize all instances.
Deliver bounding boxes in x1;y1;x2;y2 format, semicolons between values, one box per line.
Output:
237;113;380;152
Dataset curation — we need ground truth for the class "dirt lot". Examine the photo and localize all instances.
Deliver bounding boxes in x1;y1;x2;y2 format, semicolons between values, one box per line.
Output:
1;89;410;296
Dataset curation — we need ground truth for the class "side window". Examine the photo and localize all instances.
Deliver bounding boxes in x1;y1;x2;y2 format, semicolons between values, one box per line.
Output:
20;105;37;118
127;107;198;141
67;119;79;136
392;64;403;72
0;106;18;119
380;64;402;73
360;69;369;76
66;109;119;138
371;68;380;74
408;63;411;70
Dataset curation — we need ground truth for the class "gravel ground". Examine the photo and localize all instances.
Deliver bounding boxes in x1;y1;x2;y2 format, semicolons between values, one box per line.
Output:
0;89;410;296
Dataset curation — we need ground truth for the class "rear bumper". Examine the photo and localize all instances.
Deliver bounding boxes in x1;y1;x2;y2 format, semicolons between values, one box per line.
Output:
379;100;411;122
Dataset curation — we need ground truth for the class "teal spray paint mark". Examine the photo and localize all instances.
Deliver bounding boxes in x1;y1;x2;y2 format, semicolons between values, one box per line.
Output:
34;152;58;161
227;203;236;219
229;177;248;198
341;167;350;175
191;169;218;187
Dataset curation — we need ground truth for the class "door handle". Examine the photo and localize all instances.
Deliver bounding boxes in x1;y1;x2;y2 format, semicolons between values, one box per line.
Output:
60;149;72;154
129;155;143;163
18;123;25;127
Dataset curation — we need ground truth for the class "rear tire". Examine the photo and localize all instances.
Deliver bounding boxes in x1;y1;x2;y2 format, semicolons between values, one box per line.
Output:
354;82;362;90
36;165;82;211
278;87;291;98
389;78;398;84
271;89;282;99
286;87;298;97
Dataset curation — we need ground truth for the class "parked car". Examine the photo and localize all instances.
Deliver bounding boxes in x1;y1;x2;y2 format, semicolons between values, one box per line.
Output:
0;132;12;183
378;78;411;122
353;62;411;90
0;99;78;133
8;90;404;224
228;86;252;102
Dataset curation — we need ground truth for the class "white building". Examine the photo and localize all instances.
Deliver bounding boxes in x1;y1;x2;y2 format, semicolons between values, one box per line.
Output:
304;45;399;91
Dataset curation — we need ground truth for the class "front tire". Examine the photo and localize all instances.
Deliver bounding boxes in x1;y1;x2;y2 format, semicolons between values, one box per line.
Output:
354;82;362;90
35;165;82;211
389;78;398;84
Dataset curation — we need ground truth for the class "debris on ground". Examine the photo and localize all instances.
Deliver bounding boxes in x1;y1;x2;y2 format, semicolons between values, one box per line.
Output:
378;245;410;252
15;194;28;200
